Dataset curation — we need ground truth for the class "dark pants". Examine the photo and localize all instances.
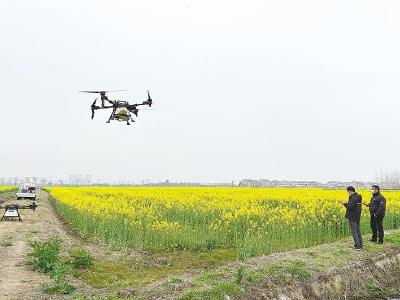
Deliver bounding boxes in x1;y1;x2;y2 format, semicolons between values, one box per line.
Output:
349;221;363;249
371;215;384;242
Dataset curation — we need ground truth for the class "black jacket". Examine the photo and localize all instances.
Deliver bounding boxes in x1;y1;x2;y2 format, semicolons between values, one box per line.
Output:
369;193;386;217
344;193;362;223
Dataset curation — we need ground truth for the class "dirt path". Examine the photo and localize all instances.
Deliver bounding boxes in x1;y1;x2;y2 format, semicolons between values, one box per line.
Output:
0;191;86;300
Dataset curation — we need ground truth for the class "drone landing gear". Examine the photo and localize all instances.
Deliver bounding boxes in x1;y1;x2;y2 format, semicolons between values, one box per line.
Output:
127;117;136;125
107;107;117;123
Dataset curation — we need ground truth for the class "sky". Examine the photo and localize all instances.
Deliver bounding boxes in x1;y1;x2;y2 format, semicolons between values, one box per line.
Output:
0;0;399;183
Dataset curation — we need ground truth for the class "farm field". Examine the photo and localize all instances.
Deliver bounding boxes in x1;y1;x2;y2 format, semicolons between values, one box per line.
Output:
1;188;400;299
0;186;17;194
46;187;400;258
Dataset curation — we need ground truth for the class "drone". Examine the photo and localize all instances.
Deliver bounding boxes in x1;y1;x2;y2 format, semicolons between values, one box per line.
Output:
79;90;153;125
0;202;37;222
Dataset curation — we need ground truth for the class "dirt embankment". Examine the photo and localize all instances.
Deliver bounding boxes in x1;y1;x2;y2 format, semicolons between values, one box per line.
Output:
240;243;400;300
134;230;400;299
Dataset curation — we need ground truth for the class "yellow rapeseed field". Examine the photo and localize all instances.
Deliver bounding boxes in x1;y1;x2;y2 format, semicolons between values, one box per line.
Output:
0;186;17;193
46;187;400;258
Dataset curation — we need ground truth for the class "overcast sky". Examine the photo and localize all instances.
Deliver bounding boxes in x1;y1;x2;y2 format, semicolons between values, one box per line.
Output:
0;0;399;183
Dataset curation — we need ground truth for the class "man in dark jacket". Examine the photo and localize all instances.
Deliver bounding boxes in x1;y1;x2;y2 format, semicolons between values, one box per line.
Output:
341;186;363;250
366;185;386;244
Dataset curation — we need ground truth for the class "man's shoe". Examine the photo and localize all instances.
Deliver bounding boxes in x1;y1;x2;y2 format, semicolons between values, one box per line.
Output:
369;239;377;242
354;247;362;251
374;241;383;244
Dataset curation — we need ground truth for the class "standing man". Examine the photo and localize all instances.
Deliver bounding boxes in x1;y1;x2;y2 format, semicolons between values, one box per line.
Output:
366;185;386;244
341;186;363;250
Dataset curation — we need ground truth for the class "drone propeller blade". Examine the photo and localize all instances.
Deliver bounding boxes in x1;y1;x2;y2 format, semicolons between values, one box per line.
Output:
79;90;127;94
146;90;153;107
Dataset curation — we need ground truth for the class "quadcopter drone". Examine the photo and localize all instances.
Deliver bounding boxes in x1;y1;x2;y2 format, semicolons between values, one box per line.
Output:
0;202;37;222
80;90;153;125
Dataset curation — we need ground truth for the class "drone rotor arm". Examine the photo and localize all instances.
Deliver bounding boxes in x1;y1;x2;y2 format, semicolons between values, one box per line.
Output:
104;99;115;105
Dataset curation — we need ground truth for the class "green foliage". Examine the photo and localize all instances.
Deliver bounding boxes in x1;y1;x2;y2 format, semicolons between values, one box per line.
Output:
49;262;73;282
1;241;13;247
42;262;75;294
28;237;76;295
28;238;62;273
170;276;183;284
70;248;95;269
179;280;241;300
41;280;75;294
244;270;263;283
179;289;197;300
75;249;235;289
285;260;310;281
234;265;245;284
259;260;310;284
205;239;217;251
385;233;400;245
365;280;383;297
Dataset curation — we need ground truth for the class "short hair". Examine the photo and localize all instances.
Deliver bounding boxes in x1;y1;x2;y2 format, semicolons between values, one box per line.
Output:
372;185;380;191
346;186;356;192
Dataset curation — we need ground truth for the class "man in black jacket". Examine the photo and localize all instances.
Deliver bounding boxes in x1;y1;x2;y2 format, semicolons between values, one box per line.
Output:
366;185;386;244
341;186;363;250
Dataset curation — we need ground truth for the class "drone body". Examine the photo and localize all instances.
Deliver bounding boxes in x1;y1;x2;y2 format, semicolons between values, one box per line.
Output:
80;90;153;125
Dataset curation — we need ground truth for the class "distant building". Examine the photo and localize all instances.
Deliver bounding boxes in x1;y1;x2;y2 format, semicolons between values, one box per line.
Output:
239;179;262;187
69;174;92;186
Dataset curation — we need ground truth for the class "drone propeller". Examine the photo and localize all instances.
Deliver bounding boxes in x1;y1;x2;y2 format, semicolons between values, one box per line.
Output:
147;90;153;107
79;90;127;94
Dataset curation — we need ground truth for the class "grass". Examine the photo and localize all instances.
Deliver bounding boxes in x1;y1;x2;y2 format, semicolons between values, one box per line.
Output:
257;260;310;284
386;233;400;245
27;237;86;295
1;240;13;247
175;259;309;299
75;248;236;289
365;280;383;298
70;248;95;269
179;281;242;300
